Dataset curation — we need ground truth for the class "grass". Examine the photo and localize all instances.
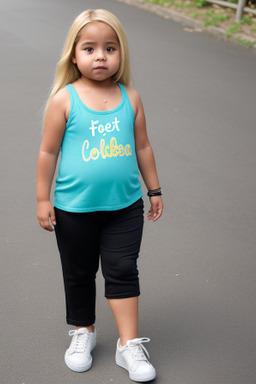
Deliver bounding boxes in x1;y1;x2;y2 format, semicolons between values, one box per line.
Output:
226;16;255;36
203;10;230;27
236;36;256;47
143;0;173;5
241;16;253;25
226;22;242;36
143;0;256;47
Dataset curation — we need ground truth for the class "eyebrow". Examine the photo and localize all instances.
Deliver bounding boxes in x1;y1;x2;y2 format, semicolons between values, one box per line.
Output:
80;41;119;46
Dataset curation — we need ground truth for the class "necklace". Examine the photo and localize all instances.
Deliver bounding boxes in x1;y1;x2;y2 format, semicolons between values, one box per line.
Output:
102;84;116;103
78;79;115;104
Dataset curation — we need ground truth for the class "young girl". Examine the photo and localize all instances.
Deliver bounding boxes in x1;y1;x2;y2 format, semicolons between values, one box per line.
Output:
37;9;163;383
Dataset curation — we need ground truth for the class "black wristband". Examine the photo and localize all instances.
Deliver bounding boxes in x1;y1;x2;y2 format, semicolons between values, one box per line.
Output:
147;187;162;197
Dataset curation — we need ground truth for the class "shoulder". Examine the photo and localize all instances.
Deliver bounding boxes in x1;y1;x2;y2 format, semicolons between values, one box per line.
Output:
124;85;141;104
123;85;144;117
48;87;70;121
52;87;70;106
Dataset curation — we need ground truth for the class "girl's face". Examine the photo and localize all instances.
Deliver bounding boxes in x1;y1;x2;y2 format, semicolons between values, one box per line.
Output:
73;21;121;83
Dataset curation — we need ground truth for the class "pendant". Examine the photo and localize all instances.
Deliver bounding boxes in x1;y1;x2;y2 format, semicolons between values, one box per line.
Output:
103;98;107;103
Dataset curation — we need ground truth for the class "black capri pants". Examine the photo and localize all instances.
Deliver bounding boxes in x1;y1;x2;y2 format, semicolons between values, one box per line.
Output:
54;198;144;326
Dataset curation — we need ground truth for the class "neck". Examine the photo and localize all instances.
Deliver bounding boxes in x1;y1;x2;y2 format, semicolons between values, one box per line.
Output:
79;77;115;89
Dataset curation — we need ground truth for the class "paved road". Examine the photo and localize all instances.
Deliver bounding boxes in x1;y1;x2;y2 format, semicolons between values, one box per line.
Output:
1;0;256;383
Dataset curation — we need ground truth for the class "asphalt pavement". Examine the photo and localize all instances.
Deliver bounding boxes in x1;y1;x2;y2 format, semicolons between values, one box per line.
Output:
0;0;256;383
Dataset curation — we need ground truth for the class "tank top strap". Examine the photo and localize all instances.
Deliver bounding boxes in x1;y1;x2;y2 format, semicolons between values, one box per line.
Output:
64;84;77;105
118;83;134;120
64;84;81;124
118;83;128;102
118;82;125;93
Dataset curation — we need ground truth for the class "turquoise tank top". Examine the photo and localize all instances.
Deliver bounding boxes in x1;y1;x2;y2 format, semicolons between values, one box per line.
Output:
54;83;143;212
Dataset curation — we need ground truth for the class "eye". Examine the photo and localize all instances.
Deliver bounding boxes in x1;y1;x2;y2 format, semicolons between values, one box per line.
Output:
85;47;94;53
106;47;115;52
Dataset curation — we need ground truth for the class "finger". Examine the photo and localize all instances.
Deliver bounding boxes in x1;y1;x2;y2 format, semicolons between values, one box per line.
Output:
152;208;163;222
147;209;154;220
45;218;55;231
147;212;157;221
45;223;55;232
40;217;55;232
147;202;163;221
150;203;159;215
50;209;56;227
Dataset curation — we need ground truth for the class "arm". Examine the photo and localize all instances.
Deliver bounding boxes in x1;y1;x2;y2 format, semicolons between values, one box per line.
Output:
36;89;69;231
127;88;163;222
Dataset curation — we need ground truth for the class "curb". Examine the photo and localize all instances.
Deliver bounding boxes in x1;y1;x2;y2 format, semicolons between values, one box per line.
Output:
115;0;256;50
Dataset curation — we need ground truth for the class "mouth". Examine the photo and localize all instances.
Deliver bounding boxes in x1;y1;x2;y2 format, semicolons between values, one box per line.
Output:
94;66;107;70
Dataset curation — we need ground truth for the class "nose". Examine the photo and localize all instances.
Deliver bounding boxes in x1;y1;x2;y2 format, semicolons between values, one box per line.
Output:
95;49;106;61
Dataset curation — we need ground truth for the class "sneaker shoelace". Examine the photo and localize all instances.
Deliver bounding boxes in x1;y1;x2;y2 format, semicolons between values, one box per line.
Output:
68;329;89;353
126;337;151;361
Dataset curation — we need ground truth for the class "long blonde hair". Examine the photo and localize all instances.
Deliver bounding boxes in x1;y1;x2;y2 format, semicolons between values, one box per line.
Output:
45;9;131;110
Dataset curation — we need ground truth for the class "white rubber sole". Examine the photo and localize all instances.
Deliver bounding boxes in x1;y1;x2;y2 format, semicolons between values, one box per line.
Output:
65;354;92;372
65;339;96;373
116;359;156;382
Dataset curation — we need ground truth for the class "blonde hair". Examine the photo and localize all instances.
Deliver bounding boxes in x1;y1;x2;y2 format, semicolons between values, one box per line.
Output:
45;9;131;110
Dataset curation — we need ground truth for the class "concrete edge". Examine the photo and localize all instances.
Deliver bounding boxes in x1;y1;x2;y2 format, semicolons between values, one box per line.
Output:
115;0;256;50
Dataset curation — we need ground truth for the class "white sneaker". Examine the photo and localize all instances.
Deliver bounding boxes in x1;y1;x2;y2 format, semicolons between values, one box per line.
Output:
64;328;96;372
115;337;156;382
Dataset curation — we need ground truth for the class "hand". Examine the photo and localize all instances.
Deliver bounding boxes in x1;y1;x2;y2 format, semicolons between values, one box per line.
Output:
37;201;56;232
147;196;163;222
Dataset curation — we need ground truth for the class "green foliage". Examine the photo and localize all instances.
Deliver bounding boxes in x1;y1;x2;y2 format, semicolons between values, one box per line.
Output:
143;0;208;7
143;0;256;49
203;10;230;27
194;0;207;7
235;36;256;47
225;17;255;37
226;22;241;36
143;0;172;5
241;16;253;25
175;2;194;8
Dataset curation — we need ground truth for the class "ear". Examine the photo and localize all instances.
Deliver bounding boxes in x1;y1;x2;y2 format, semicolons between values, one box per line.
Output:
72;56;77;64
